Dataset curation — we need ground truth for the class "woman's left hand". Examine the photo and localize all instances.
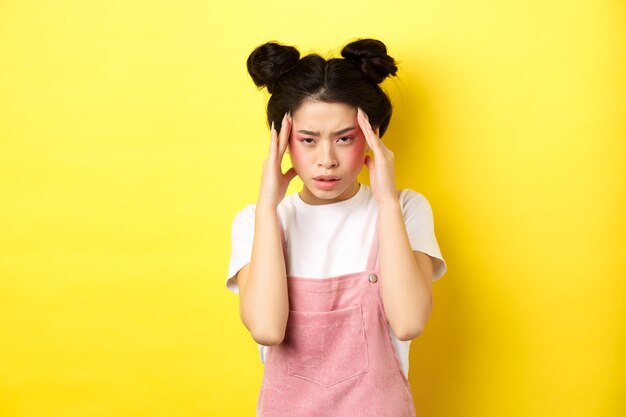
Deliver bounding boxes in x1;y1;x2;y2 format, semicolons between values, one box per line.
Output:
357;107;398;206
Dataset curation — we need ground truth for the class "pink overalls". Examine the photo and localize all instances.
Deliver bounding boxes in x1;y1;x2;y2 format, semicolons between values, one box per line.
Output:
256;213;417;417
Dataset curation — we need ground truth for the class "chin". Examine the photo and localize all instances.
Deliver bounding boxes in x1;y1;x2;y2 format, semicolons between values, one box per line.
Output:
308;182;354;200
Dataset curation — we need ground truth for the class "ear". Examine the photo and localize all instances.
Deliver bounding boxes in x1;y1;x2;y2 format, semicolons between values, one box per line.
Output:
374;126;380;136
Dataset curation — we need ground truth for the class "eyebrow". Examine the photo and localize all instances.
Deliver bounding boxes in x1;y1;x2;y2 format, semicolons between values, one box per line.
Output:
296;127;355;136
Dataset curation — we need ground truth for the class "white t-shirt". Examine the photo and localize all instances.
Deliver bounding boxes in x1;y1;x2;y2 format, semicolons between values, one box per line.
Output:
226;183;447;379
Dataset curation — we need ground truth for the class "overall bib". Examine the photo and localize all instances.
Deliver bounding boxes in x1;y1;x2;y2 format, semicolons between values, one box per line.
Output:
256;212;417;417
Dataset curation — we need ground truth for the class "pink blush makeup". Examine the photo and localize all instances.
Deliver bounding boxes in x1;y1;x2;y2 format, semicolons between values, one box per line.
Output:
344;133;367;171
287;137;305;164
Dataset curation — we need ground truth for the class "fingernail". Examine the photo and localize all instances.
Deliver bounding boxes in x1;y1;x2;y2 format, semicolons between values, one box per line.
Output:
271;121;275;131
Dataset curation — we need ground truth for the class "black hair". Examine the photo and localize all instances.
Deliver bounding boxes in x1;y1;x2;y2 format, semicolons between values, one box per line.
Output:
246;38;398;137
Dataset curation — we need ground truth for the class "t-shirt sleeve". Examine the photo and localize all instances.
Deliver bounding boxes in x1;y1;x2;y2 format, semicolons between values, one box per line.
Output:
400;189;447;281
226;204;256;294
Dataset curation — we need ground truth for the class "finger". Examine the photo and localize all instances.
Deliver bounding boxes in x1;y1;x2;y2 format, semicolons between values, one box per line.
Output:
359;108;378;142
362;111;387;154
282;167;297;182
269;121;279;161
278;112;291;156
357;108;380;152
356;108;372;149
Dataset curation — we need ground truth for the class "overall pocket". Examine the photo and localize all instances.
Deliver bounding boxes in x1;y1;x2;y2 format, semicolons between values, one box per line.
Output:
285;304;369;388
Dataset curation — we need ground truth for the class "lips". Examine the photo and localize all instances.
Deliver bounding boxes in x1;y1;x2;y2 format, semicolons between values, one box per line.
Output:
313;175;341;181
313;175;341;191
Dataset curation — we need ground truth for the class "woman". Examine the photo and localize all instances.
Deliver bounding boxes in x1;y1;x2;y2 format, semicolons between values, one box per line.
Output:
226;38;447;416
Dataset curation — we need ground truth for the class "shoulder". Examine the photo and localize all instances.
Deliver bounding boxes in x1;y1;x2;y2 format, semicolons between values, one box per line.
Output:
235;203;256;217
398;188;432;213
232;204;256;227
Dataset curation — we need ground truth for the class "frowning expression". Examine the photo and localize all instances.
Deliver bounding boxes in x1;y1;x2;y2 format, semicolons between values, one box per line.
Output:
287;100;369;205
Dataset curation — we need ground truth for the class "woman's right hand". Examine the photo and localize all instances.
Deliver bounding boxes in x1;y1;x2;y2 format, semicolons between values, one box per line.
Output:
257;112;297;209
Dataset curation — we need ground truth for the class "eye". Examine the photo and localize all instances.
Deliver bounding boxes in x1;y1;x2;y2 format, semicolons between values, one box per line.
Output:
300;138;315;144
338;136;354;143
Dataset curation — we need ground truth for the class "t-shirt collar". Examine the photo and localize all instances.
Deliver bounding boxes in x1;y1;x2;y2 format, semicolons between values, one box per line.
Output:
292;183;367;213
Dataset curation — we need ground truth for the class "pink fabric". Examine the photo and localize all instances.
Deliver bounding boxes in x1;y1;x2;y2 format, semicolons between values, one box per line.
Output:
257;211;417;416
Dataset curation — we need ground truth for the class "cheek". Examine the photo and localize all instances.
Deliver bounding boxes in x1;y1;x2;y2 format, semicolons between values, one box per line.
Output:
345;138;367;170
288;138;302;163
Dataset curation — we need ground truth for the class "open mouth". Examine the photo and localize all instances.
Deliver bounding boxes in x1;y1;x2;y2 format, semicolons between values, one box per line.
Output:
313;177;341;190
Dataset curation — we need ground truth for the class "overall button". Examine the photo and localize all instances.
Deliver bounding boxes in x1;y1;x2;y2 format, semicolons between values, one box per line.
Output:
368;273;378;283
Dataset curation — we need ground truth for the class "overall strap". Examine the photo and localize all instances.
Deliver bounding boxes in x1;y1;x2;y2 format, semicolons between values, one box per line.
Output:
365;189;404;273
366;216;381;272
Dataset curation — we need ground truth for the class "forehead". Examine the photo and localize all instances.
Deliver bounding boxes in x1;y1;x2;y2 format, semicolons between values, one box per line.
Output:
291;101;356;131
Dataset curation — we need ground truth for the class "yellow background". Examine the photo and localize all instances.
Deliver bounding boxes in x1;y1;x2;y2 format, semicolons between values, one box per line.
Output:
1;0;624;416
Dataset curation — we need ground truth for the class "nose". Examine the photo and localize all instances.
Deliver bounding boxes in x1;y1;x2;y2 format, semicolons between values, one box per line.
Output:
317;143;338;169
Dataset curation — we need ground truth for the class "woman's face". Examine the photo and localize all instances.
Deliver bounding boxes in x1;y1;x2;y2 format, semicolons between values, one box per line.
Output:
287;100;371;205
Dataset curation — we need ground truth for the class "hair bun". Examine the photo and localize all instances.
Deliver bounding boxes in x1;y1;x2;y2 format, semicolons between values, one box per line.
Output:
341;39;397;84
247;42;300;93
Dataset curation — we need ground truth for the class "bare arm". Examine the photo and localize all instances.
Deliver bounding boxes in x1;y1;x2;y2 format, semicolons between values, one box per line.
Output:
236;113;296;346
378;201;434;341
356;107;434;341
237;205;289;346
